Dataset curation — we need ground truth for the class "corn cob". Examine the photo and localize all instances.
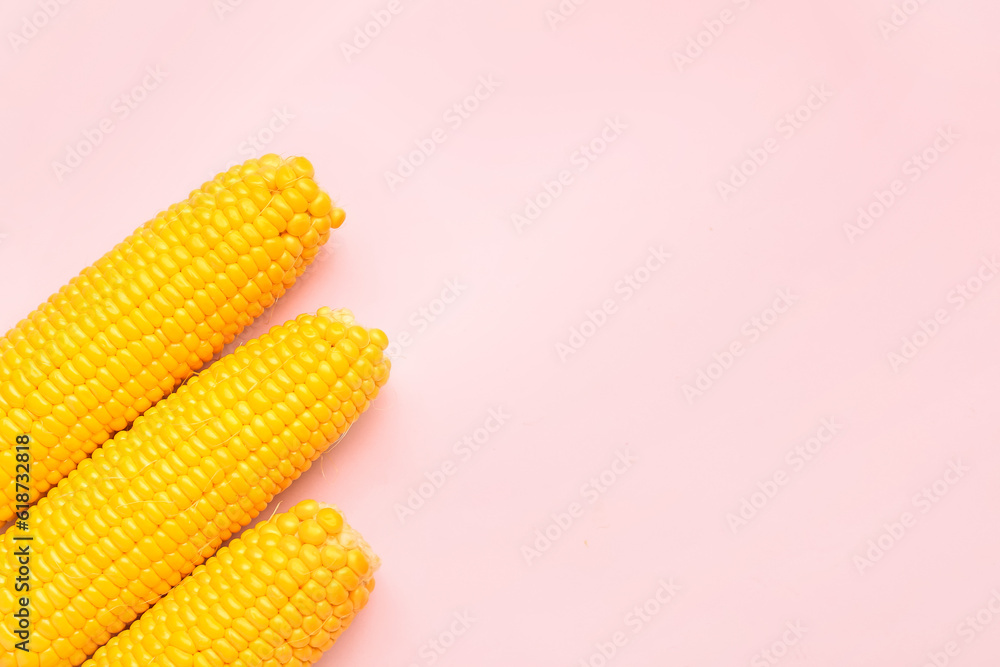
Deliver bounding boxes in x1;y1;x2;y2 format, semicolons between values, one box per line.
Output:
0;308;389;666
84;501;378;667
0;154;345;522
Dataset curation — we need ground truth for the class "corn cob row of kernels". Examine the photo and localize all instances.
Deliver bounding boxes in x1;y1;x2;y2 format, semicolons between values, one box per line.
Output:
0;154;345;522
28;306;386;542
84;501;378;667
0;309;389;666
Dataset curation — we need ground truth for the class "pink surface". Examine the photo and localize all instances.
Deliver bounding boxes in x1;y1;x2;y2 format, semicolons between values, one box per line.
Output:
3;0;1000;664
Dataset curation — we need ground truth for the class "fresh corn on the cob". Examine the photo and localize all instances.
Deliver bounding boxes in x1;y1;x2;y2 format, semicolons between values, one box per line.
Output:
0;308;389;666
0;154;345;521
84;501;378;667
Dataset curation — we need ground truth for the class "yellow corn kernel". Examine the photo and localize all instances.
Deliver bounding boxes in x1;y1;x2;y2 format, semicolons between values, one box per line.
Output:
84;501;378;667
0;310;388;665
0;156;346;523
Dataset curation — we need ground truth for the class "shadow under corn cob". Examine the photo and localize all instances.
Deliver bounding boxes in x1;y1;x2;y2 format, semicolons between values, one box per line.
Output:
0;308;389;666
0;154;344;521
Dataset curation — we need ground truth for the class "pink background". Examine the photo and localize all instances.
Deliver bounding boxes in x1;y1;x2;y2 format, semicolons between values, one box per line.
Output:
4;0;1000;665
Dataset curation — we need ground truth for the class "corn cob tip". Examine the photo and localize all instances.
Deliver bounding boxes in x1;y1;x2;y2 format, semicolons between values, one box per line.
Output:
288;307;391;356
316;500;382;575
280;499;381;578
224;153;344;269
265;499;381;579
82;500;379;667
268;154;346;230
315;306;353;323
